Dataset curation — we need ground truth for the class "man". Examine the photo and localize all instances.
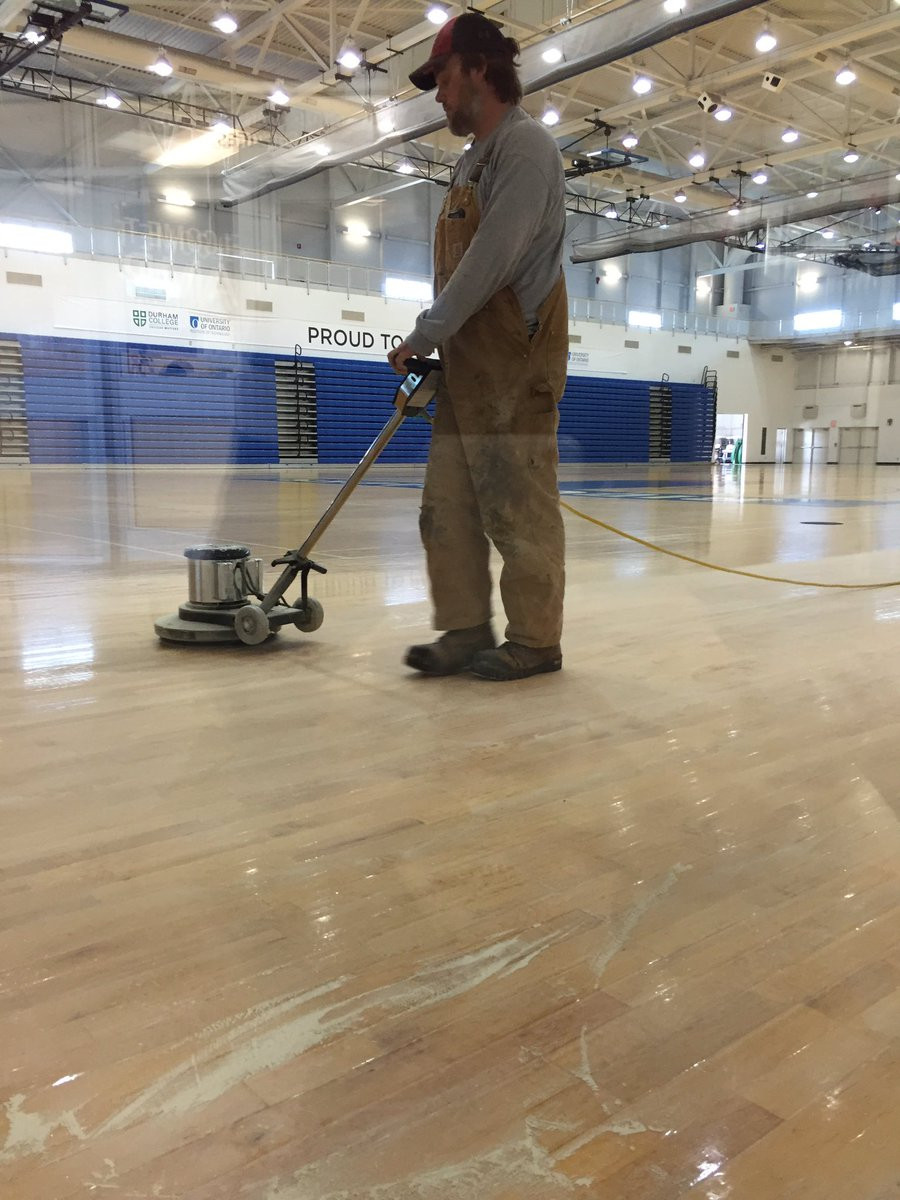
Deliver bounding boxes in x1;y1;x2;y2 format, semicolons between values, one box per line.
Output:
388;12;568;681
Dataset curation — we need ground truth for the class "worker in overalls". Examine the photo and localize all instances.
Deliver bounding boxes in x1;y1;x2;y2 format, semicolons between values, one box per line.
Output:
389;12;568;681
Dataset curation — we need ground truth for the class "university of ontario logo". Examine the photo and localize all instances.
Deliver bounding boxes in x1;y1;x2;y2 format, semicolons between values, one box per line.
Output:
190;315;200;329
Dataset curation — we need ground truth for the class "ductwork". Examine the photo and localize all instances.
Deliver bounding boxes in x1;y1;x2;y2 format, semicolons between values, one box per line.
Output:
221;0;769;206
570;176;900;262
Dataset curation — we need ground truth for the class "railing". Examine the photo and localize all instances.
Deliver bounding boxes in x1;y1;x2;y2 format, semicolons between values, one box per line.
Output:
6;223;899;343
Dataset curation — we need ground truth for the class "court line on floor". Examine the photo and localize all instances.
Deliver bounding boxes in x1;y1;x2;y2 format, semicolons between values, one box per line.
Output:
559;500;900;590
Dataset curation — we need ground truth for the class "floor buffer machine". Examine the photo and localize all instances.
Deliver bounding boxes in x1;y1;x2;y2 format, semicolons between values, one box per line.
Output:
154;357;441;646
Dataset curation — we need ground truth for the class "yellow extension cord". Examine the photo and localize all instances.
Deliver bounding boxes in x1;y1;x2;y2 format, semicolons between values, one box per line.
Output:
559;499;900;591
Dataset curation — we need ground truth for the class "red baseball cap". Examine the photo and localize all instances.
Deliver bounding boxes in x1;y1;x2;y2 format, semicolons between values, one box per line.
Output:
409;12;511;90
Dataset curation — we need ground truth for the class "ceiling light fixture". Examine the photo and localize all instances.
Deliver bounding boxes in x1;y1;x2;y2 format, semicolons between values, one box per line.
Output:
314;143;331;156
755;18;776;53
161;188;195;208
835;62;856;86
663;0;686;11
713;106;733;122
728;204;741;216
426;4;449;23
542;45;563;64
149;48;173;77
337;39;362;70
806;190;819;198
752;170;768;184
688;144;705;169
211;12;238;34
781;126;799;143
821;229;836;239
674;189;687;202
541;106;560;126
632;74;653;95
376;110;395;133
622;130;639;149
842;146;859;163
604;206;618;219
268;82;290;106
20;22;46;44
97;89;122;109
210;115;231;135
396;159;416;174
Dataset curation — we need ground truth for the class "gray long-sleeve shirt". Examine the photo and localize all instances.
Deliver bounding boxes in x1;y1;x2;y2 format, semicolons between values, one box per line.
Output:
404;106;566;356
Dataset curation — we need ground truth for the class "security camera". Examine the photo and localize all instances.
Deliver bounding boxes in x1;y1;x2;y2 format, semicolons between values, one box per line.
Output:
697;92;720;113
762;72;784;92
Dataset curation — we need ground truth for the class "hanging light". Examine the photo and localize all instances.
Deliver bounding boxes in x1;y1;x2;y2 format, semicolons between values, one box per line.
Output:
674;189;687;202
20;22;46;44
781;126;799;143
426;4;449;24
806;189;819;198
821;229;836;239
622;130;639;149
688;144;705;169
161;188;195;208
541;107;560;126
755;18;777;53
397;159;416;175
542;46;563;64
97;89;122;109
632;75;653;95
148;48;173;76
210;115;231;135
269;82;290;106
842;146;859;163
835;62;856;86
663;0;686;11
604;206;618;219
752;170;768;185
728;203;742;216
211;13;238;34
713;106;733;122
337;39;362;70
376;110;395;133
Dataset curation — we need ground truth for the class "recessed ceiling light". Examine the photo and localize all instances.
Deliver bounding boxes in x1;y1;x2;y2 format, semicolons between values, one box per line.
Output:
542;46;563;64
632;75;653;95
211;13;238;34
835;63;856;86
781;127;799;143
713;106;733;122
755;18;777;53
541;107;560;126
752;170;768;184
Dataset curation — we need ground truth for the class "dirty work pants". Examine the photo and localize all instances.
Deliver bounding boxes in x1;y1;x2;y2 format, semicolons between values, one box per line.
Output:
420;371;565;649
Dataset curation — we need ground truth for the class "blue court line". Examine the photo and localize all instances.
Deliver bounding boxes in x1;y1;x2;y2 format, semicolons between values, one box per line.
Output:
250;476;899;508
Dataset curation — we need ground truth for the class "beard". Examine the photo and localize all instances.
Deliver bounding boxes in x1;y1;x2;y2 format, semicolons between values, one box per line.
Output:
446;77;482;138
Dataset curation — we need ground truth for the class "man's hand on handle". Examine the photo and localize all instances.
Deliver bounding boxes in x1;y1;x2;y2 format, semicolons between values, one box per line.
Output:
388;341;417;375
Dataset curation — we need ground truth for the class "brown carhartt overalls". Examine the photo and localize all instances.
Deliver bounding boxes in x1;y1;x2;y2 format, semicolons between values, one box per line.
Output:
420;156;568;648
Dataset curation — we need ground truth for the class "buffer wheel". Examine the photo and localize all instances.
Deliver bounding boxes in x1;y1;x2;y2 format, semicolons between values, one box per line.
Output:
293;597;324;633
234;605;271;645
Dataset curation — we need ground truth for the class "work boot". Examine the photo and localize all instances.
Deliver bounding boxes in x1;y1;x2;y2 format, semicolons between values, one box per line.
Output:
405;623;496;676
469;641;562;681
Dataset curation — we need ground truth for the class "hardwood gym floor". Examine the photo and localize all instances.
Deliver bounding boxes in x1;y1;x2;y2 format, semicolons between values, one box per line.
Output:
1;462;899;1199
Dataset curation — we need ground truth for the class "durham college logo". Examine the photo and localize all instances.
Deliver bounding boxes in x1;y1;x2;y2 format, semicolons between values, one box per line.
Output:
132;308;179;331
132;309;147;328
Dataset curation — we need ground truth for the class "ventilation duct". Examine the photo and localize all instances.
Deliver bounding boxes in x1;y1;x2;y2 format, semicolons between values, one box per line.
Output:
570;177;900;262
221;0;769;206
